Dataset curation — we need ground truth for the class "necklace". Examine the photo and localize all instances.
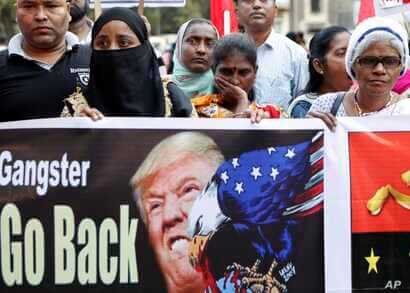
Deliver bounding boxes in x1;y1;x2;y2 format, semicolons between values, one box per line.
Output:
353;91;393;117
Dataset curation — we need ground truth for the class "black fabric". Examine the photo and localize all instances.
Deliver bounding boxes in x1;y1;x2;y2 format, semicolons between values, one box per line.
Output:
91;7;147;45
0;45;91;122
330;92;345;116
167;82;192;117
86;7;165;117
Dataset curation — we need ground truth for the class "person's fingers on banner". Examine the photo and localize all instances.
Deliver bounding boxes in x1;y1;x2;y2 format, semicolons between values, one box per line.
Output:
79;106;104;121
250;108;270;124
307;111;337;132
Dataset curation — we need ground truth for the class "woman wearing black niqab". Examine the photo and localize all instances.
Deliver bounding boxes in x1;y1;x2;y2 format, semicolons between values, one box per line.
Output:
86;7;165;116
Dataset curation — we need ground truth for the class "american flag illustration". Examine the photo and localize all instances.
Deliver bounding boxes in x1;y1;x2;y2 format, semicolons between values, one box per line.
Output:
188;132;324;262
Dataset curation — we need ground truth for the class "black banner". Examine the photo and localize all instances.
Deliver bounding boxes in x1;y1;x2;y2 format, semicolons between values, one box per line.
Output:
0;121;324;292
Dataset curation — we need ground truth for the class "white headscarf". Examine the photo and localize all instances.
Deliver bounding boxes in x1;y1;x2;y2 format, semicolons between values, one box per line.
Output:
345;17;409;80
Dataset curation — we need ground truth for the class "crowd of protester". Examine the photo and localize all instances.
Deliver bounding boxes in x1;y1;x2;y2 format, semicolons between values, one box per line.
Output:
1;0;410;126
1;1;409;292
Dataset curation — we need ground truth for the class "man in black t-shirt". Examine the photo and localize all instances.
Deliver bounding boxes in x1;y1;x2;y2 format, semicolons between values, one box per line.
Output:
0;0;90;122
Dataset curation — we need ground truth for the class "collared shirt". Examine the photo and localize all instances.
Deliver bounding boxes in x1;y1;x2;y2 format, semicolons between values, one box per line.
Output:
253;29;309;110
7;31;80;70
77;18;93;45
0;32;90;122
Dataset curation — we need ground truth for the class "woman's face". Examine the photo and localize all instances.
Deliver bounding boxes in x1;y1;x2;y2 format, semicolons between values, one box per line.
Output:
321;31;352;92
181;22;217;73
93;20;141;50
215;53;256;94
353;40;402;97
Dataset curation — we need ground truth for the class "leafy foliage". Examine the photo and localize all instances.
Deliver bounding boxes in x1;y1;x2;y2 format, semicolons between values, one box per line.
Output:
0;0;210;41
144;0;210;35
0;0;17;41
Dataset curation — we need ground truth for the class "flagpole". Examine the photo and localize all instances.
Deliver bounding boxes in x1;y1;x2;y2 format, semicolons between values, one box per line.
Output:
400;11;410;37
138;0;145;15
94;0;102;20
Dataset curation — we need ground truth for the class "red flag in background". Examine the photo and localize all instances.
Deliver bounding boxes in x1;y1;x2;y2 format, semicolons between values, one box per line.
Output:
358;0;375;23
211;0;239;36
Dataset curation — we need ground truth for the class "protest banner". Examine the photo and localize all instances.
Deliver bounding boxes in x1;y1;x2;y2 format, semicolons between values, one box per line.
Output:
89;0;185;9
0;118;324;292
358;0;410;22
326;116;410;292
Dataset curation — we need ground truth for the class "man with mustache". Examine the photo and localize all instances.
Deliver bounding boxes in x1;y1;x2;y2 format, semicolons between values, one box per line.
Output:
234;0;309;111
0;0;90;122
69;0;93;44
130;132;224;292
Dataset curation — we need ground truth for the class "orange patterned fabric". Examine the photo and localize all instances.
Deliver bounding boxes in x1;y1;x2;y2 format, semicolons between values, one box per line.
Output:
192;94;285;118
191;94;234;118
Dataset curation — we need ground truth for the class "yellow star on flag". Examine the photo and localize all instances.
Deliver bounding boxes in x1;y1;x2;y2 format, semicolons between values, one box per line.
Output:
365;248;380;274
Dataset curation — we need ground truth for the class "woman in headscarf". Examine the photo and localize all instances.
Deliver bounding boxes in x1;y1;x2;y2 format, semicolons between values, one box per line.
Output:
63;7;193;118
172;18;219;99
308;17;410;130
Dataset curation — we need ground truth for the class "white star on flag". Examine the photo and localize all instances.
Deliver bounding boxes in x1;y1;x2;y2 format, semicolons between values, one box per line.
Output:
267;147;276;155
235;182;244;195
250;166;262;180
270;167;279;180
232;158;240;168
285;148;296;159
220;171;229;184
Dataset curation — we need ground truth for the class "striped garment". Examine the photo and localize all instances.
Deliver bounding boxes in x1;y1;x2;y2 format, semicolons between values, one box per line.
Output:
253;30;309;110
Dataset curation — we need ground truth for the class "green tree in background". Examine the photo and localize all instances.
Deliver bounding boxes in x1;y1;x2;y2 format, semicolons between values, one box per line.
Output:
0;0;16;41
144;0;210;35
0;0;209;41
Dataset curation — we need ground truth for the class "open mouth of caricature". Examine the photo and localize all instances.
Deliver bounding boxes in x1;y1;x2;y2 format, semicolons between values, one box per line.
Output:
168;236;191;256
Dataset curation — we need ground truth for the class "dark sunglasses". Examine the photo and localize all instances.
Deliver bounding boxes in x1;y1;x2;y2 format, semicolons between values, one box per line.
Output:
356;56;402;69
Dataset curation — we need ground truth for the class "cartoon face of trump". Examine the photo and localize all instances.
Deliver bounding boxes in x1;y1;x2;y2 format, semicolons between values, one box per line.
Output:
130;132;224;293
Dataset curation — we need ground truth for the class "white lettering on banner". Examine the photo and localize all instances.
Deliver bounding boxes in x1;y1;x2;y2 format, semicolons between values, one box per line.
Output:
0;204;45;286
278;262;296;282
54;205;139;285
379;0;402;9
0;204;139;286
385;280;402;289
0;151;91;196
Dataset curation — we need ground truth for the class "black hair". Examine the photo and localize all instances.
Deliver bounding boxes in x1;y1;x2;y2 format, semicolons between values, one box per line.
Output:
212;33;257;72
286;31;297;42
305;26;349;94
